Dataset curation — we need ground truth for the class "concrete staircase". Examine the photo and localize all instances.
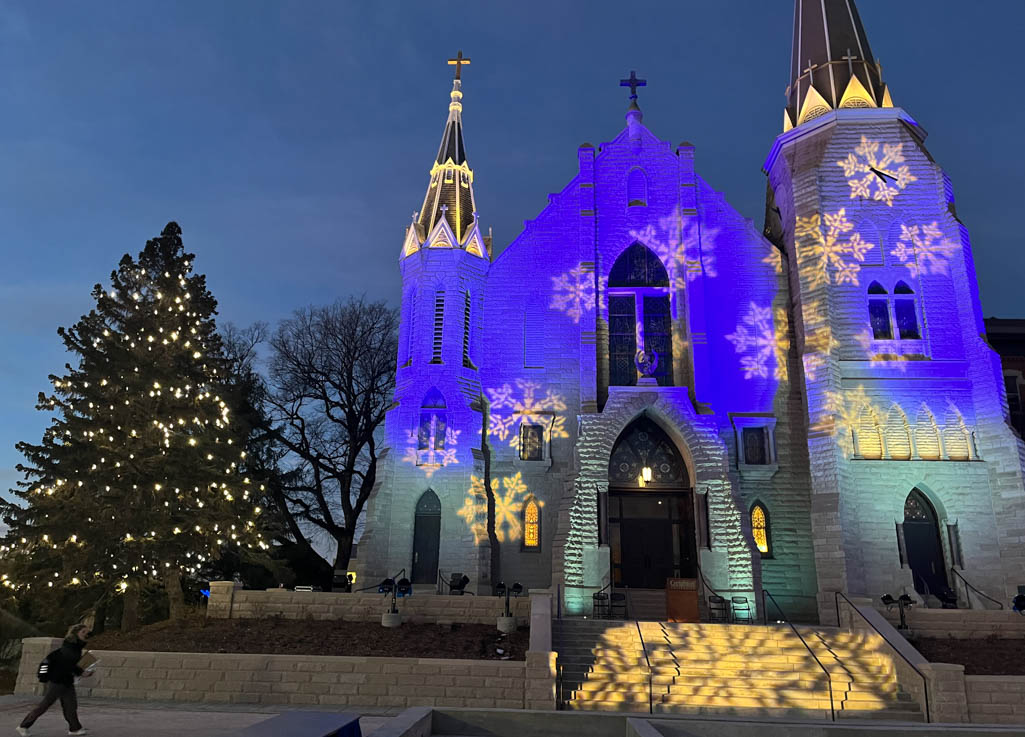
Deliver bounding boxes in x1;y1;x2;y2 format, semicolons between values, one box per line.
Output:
554;619;924;721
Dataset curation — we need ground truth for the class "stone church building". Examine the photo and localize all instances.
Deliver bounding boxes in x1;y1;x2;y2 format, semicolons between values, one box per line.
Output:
355;0;1025;622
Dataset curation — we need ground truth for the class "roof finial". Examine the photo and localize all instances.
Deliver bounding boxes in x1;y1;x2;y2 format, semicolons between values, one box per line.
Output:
448;50;471;81
620;70;647;111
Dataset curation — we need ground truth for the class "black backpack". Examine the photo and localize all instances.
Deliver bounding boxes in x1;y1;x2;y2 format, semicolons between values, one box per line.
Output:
36;650;58;683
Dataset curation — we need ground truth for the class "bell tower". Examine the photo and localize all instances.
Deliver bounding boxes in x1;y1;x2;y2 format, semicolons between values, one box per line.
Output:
765;0;1025;616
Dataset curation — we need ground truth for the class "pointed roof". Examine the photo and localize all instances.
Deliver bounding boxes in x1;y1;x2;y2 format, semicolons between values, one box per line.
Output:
435;79;468;165
786;0;888;127
415;75;479;246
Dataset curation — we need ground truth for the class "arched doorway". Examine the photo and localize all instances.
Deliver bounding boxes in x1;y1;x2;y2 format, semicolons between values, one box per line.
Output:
903;489;948;597
412;489;441;584
607;415;696;588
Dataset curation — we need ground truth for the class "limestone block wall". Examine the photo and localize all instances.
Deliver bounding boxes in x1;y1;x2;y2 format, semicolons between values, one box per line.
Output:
206;584;530;625
882;608;1025;639
966;676;1025;725
15;637;529;710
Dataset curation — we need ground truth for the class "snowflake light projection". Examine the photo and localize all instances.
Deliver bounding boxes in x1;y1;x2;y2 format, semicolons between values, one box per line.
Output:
800;299;839;381
551;264;595;323
456;472;541;545
891;223;959;277
812;385;876;455
726;302;789;381
487;380;568;452
795;209;875;288
629;207;718;290
400;426;461;479
837;136;917;207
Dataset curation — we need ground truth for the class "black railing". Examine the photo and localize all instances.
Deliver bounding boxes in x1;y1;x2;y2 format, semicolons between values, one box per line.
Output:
834;591;931;723
951;568;1004;610
635;620;654;714
556;662;564;710
762;588;835;722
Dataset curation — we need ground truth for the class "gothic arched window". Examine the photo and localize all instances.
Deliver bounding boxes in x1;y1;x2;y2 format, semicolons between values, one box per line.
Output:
417;388;448;467
868;281;892;339
868;280;921;342
751;502;771;557
608;243;672;387
893;281;921;340
627;168;647;207
523;497;541;549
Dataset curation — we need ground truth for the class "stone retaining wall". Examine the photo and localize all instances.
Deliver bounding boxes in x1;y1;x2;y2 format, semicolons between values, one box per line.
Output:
966;676;1025;725
881;608;1025;639
207;582;530;625
15;637;529;710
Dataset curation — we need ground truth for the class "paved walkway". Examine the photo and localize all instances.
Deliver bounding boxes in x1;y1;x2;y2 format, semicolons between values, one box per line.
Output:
0;696;398;736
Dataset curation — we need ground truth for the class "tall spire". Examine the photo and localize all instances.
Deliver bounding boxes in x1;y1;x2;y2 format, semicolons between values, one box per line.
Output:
414;51;479;249
784;0;891;130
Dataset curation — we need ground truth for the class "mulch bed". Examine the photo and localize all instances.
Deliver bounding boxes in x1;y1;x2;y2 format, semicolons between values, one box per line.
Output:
87;617;529;661
909;637;1025;675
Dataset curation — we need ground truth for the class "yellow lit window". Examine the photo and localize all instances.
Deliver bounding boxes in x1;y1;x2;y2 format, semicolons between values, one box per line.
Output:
523;499;540;549
751;503;770;556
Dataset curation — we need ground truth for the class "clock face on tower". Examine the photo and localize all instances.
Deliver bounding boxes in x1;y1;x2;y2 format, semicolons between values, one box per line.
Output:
837;136;918;207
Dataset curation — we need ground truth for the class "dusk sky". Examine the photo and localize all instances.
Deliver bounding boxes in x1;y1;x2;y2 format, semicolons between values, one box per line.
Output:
1;1;1023;507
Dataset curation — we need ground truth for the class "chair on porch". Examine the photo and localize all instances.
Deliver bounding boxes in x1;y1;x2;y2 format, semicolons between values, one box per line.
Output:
707;594;729;623
731;596;753;623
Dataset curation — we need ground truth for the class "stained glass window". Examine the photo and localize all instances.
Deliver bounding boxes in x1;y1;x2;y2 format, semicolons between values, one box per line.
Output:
523;499;540;549
751;503;770;556
643;296;672;386
869;299;892;339
609;295;637;387
904;489;934;522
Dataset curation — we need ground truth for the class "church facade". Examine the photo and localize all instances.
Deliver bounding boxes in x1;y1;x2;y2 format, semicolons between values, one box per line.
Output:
355;0;1025;622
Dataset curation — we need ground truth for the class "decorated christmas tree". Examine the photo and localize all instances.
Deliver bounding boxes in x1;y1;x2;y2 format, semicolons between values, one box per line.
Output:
0;223;268;627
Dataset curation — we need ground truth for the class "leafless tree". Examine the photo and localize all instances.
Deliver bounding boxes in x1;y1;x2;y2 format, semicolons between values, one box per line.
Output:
262;298;398;580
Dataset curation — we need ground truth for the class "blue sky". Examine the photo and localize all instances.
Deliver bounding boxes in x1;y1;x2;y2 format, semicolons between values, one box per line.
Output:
1;1;1023;505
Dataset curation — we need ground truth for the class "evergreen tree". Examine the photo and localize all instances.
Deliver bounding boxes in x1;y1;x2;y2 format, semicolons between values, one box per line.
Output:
0;223;268;627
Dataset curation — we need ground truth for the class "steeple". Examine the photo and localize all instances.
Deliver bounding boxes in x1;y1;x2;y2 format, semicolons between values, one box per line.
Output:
784;0;892;131
405;51;487;259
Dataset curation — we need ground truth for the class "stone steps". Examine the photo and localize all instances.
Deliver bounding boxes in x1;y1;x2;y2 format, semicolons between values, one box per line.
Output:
554;619;922;722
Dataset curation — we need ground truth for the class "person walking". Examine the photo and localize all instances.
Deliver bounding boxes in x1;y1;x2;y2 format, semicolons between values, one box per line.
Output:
17;623;93;736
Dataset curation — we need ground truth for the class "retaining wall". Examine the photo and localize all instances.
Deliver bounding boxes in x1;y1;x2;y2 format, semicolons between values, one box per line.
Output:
15;637;529;709
966;676;1025;725
207;582;530;625
881;608;1025;639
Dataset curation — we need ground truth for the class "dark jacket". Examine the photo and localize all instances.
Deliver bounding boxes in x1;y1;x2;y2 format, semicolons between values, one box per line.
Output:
44;638;85;687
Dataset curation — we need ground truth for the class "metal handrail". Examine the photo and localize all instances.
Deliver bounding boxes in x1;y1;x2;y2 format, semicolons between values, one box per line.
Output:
951;567;1004;610
834;591;931;723
762;588;835;722
634;620;654;715
695;564;726;601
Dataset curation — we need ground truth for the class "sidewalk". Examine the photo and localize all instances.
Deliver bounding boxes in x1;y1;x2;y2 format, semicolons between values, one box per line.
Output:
0;695;398;736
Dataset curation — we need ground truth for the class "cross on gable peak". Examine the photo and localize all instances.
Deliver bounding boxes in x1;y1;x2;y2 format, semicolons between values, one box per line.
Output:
620;70;647;98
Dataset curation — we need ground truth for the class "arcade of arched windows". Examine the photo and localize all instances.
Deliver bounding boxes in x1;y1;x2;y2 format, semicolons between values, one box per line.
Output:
847;402;976;461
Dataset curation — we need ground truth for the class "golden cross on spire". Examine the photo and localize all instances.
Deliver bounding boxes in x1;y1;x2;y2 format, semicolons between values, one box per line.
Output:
448;50;471;80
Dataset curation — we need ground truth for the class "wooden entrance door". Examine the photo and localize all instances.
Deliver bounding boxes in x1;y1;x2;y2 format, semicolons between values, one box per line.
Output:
903;490;948;597
412;489;441;584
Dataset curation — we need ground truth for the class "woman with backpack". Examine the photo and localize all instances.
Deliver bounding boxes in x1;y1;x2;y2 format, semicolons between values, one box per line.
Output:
17;623;93;736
